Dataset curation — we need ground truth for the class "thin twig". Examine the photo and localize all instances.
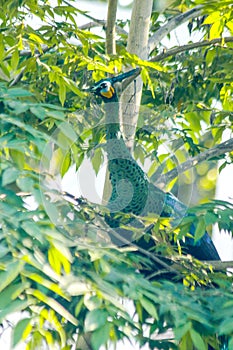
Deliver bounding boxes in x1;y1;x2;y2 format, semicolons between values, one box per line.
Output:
8;46;54;87
154;137;233;185
79;20;106;30
9;67;26;87
64;0;126;36
79;20;127;35
63;191;183;277
5;45;53;60
150;36;233;62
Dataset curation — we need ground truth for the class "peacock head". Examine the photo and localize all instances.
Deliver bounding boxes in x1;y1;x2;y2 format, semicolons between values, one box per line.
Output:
89;68;140;103
90;79;117;102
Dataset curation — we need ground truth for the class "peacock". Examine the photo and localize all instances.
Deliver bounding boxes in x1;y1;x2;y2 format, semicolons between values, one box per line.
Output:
88;68;228;350
89;67;220;262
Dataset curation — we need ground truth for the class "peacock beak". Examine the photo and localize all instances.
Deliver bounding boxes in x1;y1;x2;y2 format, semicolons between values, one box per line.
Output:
82;84;98;93
89;86;99;94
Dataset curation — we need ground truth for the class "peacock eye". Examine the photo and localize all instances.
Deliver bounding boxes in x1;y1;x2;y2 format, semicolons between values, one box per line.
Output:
101;83;107;88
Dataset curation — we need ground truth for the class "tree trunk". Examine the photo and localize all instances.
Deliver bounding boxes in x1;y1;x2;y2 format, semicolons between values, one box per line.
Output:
120;0;153;152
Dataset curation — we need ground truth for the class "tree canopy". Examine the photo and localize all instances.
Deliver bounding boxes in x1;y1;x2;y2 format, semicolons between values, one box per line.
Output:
0;0;233;349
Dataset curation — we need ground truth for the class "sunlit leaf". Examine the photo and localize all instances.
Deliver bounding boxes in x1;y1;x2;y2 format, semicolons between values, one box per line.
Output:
27;289;78;326
59;82;66;106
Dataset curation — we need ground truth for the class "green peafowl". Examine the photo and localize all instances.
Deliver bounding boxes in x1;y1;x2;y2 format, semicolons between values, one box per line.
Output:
88;68;228;350
89;68;220;262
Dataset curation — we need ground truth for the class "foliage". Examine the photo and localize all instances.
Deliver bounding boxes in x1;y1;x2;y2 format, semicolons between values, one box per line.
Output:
0;0;233;349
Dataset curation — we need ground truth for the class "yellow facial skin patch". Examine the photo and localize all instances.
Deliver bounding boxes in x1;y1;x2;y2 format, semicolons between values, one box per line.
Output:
100;86;115;99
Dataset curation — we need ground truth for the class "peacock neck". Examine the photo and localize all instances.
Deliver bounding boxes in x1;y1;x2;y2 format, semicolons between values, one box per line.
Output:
104;101;122;141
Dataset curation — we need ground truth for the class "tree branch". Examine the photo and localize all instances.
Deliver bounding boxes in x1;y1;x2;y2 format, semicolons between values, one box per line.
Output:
150;36;233;62
9;48;51;87
206;260;233;270
106;0;118;55
5;45;53;60
63;192;233;275
154;138;233;186
9;67;26;87
63;191;183;277
148;5;203;54
79;20;127;35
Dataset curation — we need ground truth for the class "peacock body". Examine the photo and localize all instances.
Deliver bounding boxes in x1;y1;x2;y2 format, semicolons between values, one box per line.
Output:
90;68;220;261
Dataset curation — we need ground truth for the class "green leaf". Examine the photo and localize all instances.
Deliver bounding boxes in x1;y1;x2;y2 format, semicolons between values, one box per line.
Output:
148;161;157;178
0;299;33;323
228;337;233;350
29;33;44;44
30;106;46;120
91;323;111;350
46;110;66;121
9;149;25;169
75;297;84;317
58;122;77;142
51;241;72;270
23;271;68;299
71;144;84;170
174;322;192;340
84;309;108;332
194;217;206;243
0;245;9;259
204;212;217;226
48;246;62;275
21;221;45;243
13;318;31;347
219;318;233;334
140;297;158;320
11;49;19;70
2;167;20;186
0;201;17;216
59;82;66;106
203;11;221;24
42;198;61;225
91;148;103;175
40;308;66;347
0;115;50;141
4;88;33;97
27;289;78;326
0;62;10;79
84;295;102;311
179;332;193;350
0;282;30;309
16;176;35;192
209;20;224;40
64;78;84;97
61;151;71;177
0;261;25;293
190;329;207;350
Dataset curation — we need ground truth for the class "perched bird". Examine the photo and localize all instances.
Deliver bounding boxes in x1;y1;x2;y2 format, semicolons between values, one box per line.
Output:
89;68;220;262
